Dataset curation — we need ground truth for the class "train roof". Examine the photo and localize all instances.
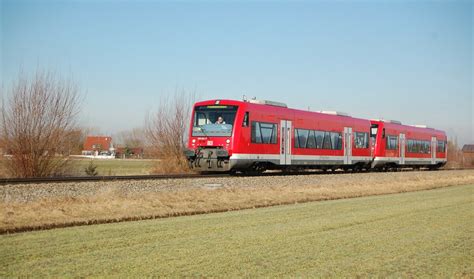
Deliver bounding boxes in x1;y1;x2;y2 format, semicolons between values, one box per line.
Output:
370;119;445;136
194;99;369;123
193;99;446;135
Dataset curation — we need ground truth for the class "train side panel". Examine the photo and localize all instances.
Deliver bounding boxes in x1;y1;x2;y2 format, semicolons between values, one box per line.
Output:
186;99;447;172
187;99;373;172
371;120;447;169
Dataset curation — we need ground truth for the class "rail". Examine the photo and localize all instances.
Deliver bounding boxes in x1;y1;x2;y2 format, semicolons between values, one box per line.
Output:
0;173;229;185
0;167;469;186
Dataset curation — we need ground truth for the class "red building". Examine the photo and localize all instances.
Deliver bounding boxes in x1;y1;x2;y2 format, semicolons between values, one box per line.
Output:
82;136;113;156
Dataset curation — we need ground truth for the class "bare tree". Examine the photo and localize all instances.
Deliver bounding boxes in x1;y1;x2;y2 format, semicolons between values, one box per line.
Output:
145;90;194;173
446;139;464;168
0;71;81;177
115;128;145;148
64;128;88;155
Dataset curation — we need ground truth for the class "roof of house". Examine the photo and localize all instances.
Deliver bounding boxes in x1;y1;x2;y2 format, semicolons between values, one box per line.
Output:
83;136;113;151
462;144;474;152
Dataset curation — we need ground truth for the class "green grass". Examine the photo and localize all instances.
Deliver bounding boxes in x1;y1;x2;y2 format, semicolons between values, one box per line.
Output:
1;185;472;277
69;159;156;176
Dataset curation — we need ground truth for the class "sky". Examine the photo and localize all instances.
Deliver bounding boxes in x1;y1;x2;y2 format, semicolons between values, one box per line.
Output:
1;0;473;144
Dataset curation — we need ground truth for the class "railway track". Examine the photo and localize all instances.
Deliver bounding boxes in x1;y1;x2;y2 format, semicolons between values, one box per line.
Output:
0;168;468;186
0;173;229;185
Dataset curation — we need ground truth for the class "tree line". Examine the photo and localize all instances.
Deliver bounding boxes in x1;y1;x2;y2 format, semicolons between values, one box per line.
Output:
0;70;193;178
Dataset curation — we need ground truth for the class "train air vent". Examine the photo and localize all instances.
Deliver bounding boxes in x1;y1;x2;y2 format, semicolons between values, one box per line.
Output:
410;124;433;129
248;99;287;108
318;111;350;117
378;119;402;124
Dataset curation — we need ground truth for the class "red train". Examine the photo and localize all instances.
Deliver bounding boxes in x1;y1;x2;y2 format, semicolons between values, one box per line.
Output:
185;99;447;173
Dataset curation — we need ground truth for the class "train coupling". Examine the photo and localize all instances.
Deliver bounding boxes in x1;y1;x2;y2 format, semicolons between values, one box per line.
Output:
185;148;231;172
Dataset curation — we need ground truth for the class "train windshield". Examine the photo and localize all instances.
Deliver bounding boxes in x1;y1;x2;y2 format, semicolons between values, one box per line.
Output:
192;105;238;137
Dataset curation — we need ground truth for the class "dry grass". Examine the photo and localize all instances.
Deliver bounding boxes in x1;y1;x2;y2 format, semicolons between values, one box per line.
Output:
0;159;7;178
1;170;474;233
1;185;472;277
151;155;194;174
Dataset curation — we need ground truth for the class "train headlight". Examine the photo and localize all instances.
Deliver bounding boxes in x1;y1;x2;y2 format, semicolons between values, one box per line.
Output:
192;139;196;143
226;139;231;144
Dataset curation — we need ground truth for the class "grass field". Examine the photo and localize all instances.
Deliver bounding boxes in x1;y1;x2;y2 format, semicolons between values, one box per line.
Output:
1;184;472;277
0;158;157;177
69;159;156;176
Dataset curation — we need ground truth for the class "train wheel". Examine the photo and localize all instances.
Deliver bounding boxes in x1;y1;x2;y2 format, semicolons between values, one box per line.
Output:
243;163;266;175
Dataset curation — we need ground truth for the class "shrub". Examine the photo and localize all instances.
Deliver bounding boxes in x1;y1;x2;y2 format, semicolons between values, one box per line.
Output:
84;161;99;176
0;71;81;177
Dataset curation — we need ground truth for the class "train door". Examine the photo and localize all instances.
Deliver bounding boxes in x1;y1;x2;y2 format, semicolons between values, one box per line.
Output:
431;137;437;165
280;120;292;165
344;127;352;164
399;133;406;165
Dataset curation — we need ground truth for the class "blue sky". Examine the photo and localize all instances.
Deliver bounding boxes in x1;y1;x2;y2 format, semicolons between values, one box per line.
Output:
1;0;472;144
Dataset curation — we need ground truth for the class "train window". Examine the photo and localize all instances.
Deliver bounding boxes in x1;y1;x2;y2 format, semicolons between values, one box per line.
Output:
251;122;262;143
315;131;324;149
307;130;316;149
294;130;299;148
322;132;332;149
295;129;338;149
296;129;309;148
354;132;369;149
407;139;432;153
251;121;277;144
261;123;277;144
437;141;445;152
426;141;431;153
370;124;378;138
192;105;238;137
415;140;421;153
386;135;398;150
195;112;208;126
419;141;425;153
330;132;342;150
242;112;249;127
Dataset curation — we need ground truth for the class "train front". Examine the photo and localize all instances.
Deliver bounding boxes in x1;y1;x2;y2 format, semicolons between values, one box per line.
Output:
185;100;241;172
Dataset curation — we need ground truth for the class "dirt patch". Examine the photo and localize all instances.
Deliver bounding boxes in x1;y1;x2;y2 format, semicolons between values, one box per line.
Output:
1;170;473;234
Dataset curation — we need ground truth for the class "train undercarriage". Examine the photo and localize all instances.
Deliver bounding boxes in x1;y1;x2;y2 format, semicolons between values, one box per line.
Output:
185;148;445;174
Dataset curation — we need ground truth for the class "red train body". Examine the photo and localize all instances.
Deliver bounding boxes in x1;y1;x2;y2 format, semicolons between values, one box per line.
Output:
186;99;447;172
370;120;447;168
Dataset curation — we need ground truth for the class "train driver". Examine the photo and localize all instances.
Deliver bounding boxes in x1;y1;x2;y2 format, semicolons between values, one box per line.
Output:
215;116;226;124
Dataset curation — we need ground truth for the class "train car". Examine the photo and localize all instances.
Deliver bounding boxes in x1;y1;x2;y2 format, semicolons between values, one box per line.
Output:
370;120;447;169
186;99;373;173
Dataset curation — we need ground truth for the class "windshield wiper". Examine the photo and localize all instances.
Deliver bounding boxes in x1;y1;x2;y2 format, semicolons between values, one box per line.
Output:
196;126;210;137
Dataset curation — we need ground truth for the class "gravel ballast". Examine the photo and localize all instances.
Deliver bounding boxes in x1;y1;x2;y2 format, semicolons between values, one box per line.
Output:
2;170;473;203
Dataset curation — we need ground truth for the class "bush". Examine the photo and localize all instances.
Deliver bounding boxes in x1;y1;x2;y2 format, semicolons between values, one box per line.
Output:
84;161;99;176
0;71;81;178
145;91;194;174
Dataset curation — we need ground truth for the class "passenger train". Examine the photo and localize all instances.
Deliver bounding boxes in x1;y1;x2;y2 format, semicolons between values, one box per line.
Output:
185;99;447;173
